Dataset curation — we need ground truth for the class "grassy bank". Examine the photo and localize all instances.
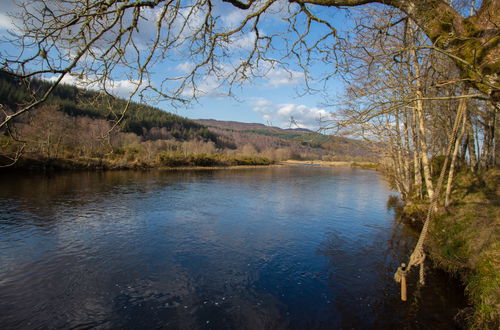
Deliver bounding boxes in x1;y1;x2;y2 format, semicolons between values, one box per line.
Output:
157;152;273;167
350;161;381;170
2;153;274;172
407;169;499;328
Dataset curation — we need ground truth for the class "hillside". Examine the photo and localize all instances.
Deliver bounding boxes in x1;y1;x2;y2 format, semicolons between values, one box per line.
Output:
195;119;378;161
195;119;325;145
0;71;214;142
1;71;378;169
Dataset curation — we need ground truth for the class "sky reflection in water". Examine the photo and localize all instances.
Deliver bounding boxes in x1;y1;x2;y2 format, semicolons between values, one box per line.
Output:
0;167;465;329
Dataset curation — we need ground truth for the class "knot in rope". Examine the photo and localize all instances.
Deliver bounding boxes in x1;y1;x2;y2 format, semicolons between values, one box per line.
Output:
394;263;407;283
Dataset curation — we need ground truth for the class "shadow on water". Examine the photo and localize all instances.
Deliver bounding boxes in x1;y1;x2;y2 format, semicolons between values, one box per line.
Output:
0;168;467;329
317;218;468;329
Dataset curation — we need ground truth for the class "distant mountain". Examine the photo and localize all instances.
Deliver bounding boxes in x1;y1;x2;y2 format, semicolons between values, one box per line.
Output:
194;119;282;131
195;119;312;133
195;119;327;146
195;119;378;161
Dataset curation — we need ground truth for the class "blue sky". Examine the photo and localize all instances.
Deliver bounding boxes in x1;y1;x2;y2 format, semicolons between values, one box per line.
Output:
0;0;355;129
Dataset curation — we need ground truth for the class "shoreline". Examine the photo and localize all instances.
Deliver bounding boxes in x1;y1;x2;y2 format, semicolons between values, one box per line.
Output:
279;160;380;170
1;157;380;173
0;157;277;172
157;164;285;171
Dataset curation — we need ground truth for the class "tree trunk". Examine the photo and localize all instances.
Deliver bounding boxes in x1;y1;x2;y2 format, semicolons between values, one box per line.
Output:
496;105;499;167
395;111;410;196
445;97;467;207
387;114;408;198
465;109;478;171
403;108;413;192
410;42;435;201
415;101;435;201
480;103;496;169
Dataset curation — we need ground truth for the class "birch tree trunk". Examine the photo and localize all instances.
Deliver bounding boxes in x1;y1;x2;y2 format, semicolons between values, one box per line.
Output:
410;43;435;201
445;97;467;207
480;104;496;169
465;109;478;171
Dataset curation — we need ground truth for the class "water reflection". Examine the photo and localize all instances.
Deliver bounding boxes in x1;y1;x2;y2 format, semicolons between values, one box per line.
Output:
0;167;466;329
317;220;466;328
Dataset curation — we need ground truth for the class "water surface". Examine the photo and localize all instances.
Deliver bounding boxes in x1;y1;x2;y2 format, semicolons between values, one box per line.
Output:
0;167;466;329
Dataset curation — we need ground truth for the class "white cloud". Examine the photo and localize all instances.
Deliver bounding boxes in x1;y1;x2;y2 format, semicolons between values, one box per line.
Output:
219;1;285;28
173;60;305;100
176;61;232;98
46;74;144;98
252;97;273;107
264;67;305;87
0;12;15;31
252;98;332;129
176;62;195;73
0;0;20;34
221;9;248;29
181;75;224;98
171;6;206;40
104;79;144;98
228;32;256;50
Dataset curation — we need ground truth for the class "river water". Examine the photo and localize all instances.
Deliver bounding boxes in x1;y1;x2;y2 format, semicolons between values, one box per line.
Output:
0;166;466;329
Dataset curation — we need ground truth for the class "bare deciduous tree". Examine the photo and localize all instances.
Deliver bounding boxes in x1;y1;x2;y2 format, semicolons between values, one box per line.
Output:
0;0;498;130
323;5;496;206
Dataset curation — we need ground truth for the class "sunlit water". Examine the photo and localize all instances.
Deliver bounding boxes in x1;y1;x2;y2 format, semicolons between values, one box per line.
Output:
0;167;466;329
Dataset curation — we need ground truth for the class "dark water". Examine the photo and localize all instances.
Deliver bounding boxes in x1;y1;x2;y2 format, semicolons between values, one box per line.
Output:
0;167;466;329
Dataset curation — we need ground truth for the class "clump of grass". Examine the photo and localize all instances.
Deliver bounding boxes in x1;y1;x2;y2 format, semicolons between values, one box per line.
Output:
401;200;428;223
350;161;380;170
228;155;273;166
466;251;499;328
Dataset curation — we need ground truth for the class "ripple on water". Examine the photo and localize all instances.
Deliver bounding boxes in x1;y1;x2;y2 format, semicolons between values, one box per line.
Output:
0;168;467;329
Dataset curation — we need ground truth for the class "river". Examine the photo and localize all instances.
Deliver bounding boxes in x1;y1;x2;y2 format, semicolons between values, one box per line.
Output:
0;166;466;329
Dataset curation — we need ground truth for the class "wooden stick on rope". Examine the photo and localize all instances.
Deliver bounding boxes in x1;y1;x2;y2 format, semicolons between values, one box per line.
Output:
400;263;407;301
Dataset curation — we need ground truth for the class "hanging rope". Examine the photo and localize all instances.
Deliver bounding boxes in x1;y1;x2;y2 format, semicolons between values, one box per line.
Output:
395;97;467;292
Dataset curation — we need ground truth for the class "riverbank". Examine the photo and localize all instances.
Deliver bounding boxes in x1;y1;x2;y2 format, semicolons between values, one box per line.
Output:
3;155;380;173
279;160;380;169
403;169;499;328
1;154;276;172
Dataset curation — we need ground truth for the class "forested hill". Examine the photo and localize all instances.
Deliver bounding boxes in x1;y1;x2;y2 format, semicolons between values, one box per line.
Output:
195;119;344;147
1;71;377;166
195;119;377;160
195;119;316;139
0;71;214;142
